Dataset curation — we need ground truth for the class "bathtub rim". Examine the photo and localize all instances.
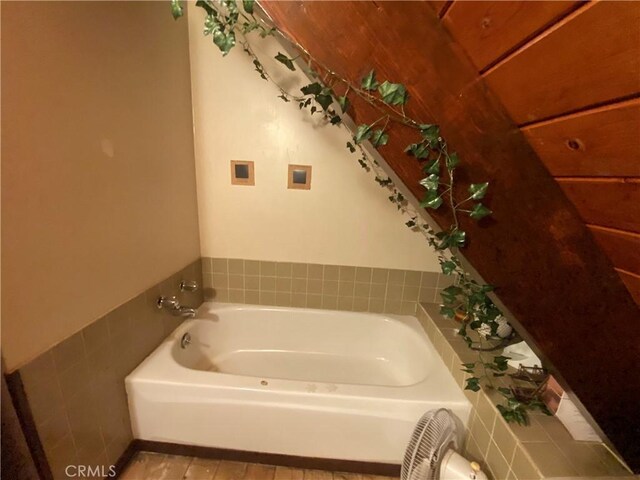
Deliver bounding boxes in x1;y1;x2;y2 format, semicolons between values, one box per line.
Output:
126;302;470;405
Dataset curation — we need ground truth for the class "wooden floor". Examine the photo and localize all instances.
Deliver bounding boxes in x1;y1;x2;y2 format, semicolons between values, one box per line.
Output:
119;452;400;480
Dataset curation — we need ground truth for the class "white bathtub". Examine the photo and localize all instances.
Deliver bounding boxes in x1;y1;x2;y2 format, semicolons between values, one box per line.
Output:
126;303;471;464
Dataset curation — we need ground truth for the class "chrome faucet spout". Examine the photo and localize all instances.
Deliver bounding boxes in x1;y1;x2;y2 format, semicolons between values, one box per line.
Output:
177;307;197;318
157;296;197;318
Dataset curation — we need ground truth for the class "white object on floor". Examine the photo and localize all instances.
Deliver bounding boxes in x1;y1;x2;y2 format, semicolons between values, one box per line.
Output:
401;409;488;480
503;341;542;369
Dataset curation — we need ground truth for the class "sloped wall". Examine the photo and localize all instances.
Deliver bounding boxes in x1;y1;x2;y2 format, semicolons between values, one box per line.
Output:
187;4;440;272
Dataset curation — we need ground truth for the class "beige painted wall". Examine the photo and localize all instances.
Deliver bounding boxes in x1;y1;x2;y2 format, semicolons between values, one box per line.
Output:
188;6;440;272
1;2;200;371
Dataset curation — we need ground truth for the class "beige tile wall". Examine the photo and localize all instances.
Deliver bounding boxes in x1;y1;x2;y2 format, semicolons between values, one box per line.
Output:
202;257;450;315
417;304;634;480
18;260;203;480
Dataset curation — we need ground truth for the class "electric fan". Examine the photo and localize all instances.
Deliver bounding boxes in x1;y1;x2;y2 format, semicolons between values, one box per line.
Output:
401;409;488;480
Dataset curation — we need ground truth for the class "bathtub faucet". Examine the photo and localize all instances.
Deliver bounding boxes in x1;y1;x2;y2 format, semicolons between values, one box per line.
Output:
157;296;197;318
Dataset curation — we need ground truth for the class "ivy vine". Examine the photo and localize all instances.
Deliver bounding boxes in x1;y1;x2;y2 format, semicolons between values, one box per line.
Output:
172;0;549;426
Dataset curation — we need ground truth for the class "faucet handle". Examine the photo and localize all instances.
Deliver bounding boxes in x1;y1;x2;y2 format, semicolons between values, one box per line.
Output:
179;280;199;292
157;295;180;310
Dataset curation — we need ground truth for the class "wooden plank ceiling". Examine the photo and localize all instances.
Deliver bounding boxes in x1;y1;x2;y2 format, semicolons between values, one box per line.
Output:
442;0;640;305
259;0;640;472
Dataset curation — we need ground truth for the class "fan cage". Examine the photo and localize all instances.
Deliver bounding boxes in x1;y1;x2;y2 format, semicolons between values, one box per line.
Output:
401;408;458;480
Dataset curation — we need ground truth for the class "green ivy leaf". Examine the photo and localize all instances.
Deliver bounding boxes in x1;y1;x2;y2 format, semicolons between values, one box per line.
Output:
330;115;341;125
443;285;462;296
278;94;289;102
378;81;408;105
440;260;457;275
419;124;440;143
419;174;439;191
252;60;267;80
371;129;389;147
423;159;440;174
300;82;322;96
375;177;393;187
405;220;416;228
259;27;275;38
449;228;466;248
338;96;350;113
346;142;356;153
214;30;236;56
195;0;215;15
242;0;254;14
171;0;184;19
315;93;333;111
354;124;373;144
241;21;260;34
404;142;430;159
419;191;443;209
446;152;460;170
493;356;510;372
463;362;476;369
469;182;489;200
274;52;296;71
361;70;379;91
465;377;481;392
203;14;219;36
470;203;492;220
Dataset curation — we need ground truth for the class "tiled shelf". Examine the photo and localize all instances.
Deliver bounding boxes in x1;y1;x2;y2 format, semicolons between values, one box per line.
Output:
417;303;633;480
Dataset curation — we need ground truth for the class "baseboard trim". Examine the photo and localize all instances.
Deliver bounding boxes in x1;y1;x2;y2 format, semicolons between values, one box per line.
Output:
132;440;401;476
111;441;139;479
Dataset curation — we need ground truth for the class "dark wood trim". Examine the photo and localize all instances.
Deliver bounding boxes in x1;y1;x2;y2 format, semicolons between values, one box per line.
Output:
133;440;401;477
4;371;53;480
111;441;139;479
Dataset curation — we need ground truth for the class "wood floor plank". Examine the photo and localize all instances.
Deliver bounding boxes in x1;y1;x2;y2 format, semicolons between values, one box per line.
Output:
184;458;220;480
149;454;193;480
244;463;276;480
121;456;398;480
274;466;304;480
303;470;332;480
333;473;361;480
120;452;166;480
215;461;249;480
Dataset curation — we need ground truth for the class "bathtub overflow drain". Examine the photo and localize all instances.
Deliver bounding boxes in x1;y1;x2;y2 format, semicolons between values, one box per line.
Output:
180;332;191;349
260;380;268;386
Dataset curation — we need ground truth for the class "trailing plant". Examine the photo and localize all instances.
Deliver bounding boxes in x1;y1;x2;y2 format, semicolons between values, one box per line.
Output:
172;0;549;425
